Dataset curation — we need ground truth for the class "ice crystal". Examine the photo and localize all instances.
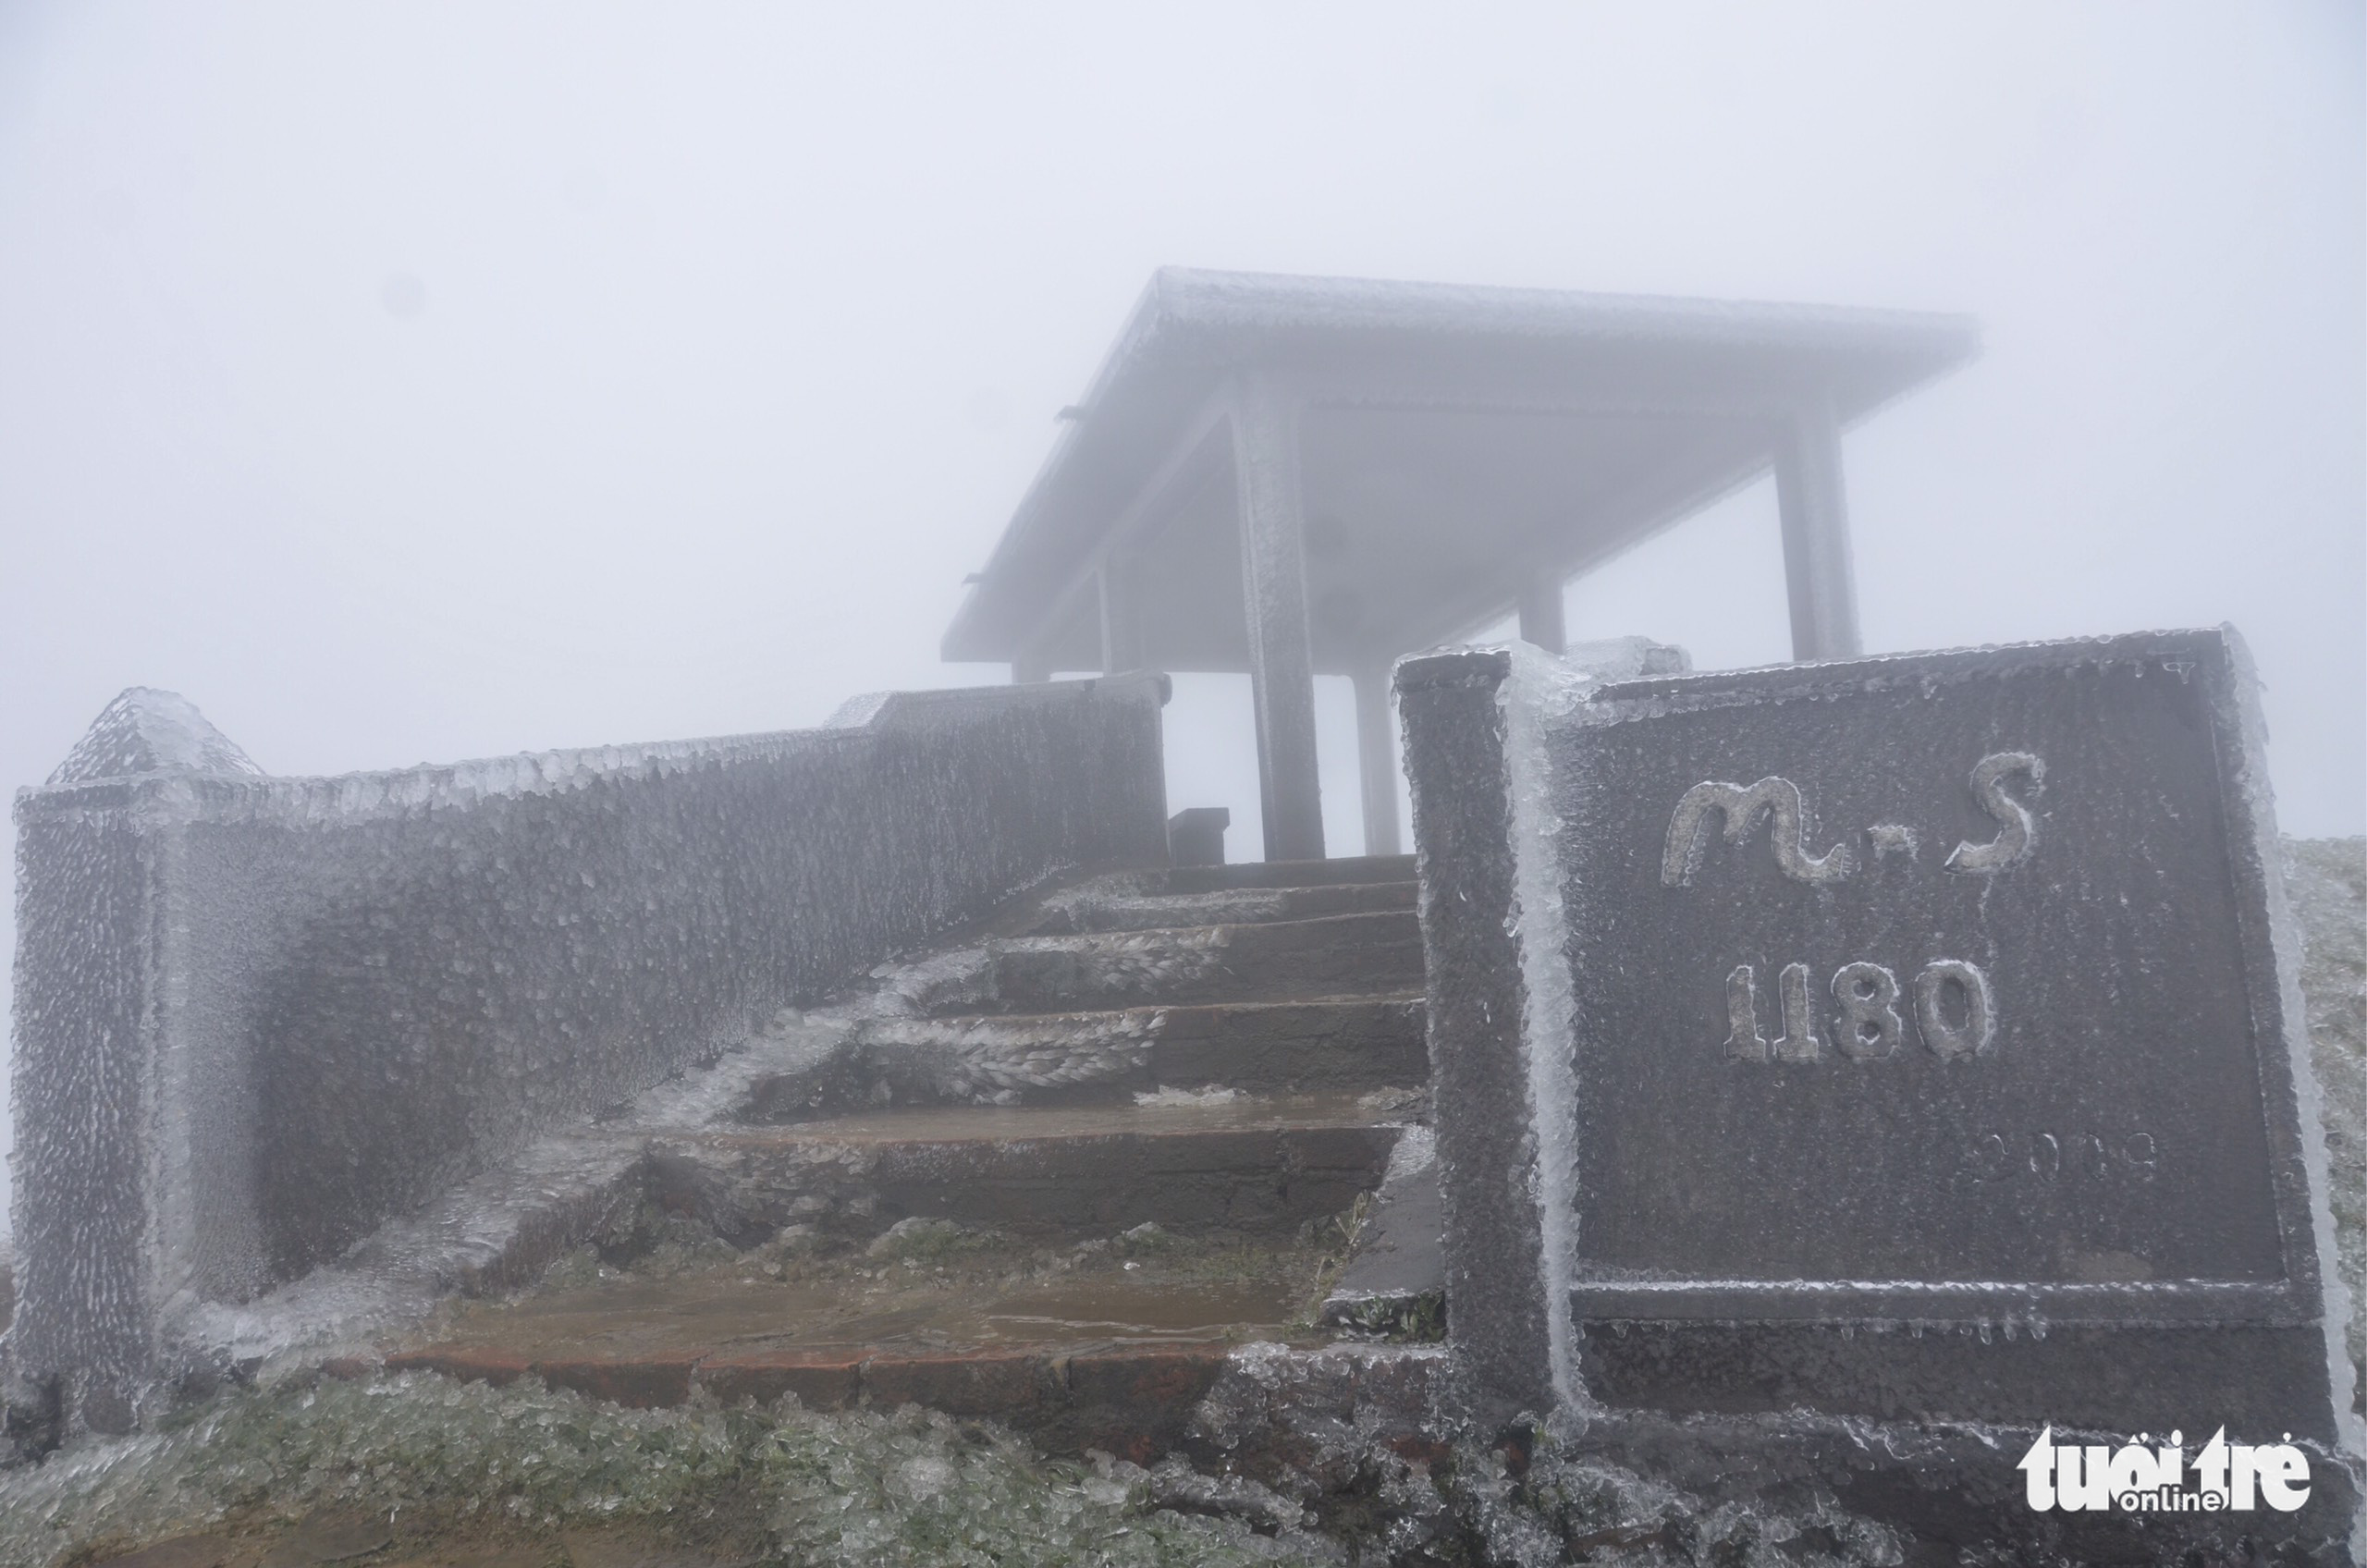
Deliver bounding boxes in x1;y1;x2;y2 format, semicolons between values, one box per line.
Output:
0;1375;1327;1568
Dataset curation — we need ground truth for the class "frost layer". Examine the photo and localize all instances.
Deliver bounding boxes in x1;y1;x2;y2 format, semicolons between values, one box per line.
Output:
2287;836;2367;1408
0;1374;1323;1568
0;1366;1938;1568
9;677;1168;1432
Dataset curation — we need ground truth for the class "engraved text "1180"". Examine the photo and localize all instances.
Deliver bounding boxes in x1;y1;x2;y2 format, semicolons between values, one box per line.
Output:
1661;753;2042;1066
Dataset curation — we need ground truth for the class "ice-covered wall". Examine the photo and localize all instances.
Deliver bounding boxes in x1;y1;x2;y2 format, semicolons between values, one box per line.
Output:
6;675;1169;1430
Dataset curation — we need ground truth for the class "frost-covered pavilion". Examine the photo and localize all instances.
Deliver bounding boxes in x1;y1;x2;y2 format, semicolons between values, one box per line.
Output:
940;269;1978;862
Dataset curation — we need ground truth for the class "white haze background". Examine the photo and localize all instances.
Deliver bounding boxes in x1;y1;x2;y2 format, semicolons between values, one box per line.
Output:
1;4;2361;1234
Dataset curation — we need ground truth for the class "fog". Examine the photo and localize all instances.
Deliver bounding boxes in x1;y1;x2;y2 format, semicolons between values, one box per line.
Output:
1;3;2360;1233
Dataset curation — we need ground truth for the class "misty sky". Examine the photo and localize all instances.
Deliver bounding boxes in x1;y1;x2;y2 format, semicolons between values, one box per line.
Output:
1;5;2361;1231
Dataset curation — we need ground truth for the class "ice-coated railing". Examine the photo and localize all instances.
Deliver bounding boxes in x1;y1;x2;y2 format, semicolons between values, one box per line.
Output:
6;674;1170;1432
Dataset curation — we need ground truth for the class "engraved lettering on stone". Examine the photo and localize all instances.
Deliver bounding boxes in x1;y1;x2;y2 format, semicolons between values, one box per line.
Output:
1944;751;2044;874
1723;964;1770;1062
1912;958;1996;1060
1867;823;1919;861
1968;1129;2158;1181
1832;962;1904;1060
1662;777;1856;887
1770;962;1823;1062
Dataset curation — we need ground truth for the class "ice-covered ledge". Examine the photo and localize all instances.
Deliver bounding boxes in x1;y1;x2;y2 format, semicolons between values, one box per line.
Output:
6;674;1170;1438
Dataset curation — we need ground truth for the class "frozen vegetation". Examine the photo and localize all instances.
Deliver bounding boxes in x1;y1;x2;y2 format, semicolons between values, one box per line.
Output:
2286;837;2367;1406
0;1373;1323;1567
0;1370;1916;1568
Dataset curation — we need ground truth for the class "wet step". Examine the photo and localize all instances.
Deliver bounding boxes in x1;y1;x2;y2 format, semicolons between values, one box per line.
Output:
1155;853;1415;893
369;1218;1362;1457
647;1091;1409;1243
981;910;1424;1011
1029;877;1417;935
1140;996;1426;1092
391;1226;1326;1366
744;995;1428;1112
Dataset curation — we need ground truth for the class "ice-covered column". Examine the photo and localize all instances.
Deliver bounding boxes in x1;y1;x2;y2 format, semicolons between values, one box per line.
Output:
1772;389;1862;661
7;690;266;1439
1098;553;1145;674
1352;663;1402;857
1394;645;1560;1417
1515;576;1566;656
1230;370;1325;862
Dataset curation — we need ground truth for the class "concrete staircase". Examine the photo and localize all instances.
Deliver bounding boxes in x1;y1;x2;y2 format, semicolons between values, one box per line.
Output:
357;854;1439;1457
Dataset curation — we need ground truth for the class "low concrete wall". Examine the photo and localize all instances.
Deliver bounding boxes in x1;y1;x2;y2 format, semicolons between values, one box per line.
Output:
7;675;1168;1430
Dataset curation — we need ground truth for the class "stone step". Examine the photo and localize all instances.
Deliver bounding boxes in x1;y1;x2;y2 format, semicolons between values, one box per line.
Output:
379;1339;1244;1460
1139;997;1428;1093
981;910;1424;1011
648;1092;1407;1244
1155;854;1417;893
1030;878;1417;935
360;1179;1445;1463
745;996;1428;1111
360;1336;1445;1466
381;1225;1327;1382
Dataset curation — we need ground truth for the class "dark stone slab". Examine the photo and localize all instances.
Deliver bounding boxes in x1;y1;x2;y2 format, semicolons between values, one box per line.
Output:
1401;630;2358;1466
1557;1406;2362;1567
1322;1127;1445;1339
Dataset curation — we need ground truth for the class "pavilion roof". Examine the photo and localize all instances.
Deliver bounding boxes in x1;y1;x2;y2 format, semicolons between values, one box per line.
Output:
942;268;1977;673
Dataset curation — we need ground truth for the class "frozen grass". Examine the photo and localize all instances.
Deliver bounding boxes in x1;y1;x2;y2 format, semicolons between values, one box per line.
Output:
0;1373;1326;1568
0;1367;1933;1568
1435;1438;1906;1568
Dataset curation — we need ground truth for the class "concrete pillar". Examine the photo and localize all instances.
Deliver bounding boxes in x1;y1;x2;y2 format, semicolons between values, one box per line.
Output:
1098;554;1144;674
1515;576;1566;655
1231;370;1326;862
1773;391;1863;662
1353;663;1402;856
